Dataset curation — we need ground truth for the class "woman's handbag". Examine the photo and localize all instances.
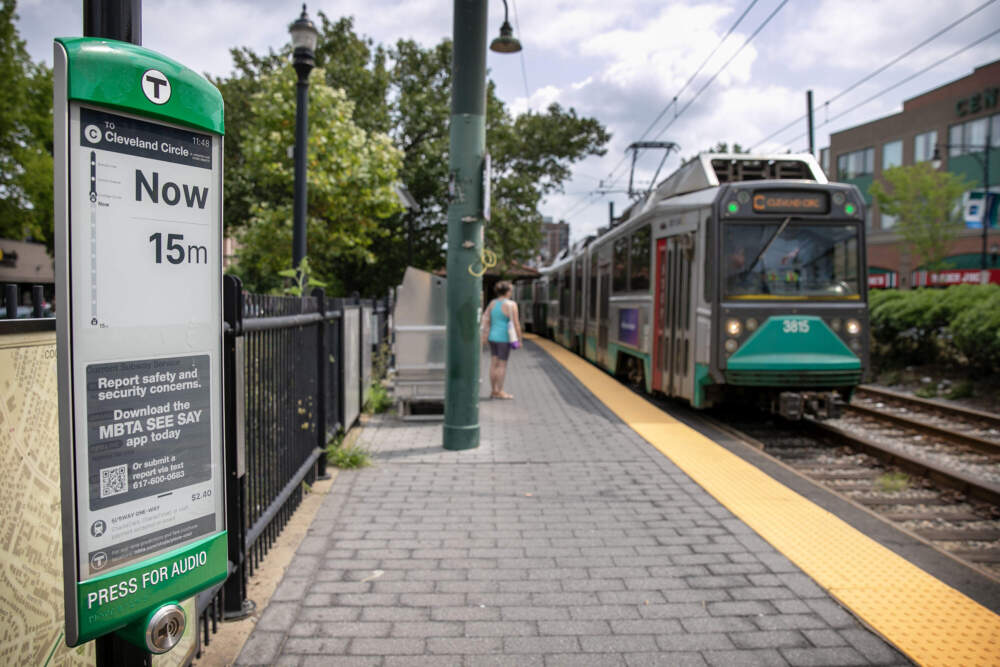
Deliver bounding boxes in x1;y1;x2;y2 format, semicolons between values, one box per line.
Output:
507;321;520;349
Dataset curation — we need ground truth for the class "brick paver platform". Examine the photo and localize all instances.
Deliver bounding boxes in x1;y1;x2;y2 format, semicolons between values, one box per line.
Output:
236;342;909;666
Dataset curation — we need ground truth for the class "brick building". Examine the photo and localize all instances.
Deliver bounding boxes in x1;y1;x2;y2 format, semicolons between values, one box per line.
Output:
825;59;999;288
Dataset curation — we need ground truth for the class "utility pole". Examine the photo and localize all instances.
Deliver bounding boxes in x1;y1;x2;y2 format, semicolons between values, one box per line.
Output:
443;0;488;450
806;90;815;157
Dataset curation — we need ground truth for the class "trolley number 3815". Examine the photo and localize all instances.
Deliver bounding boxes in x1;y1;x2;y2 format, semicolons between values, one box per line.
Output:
782;319;810;334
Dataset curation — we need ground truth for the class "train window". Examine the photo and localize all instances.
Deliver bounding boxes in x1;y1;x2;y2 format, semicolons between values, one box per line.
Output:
703;222;713;303
613;237;628;292
574;258;583;317
589;253;598;318
629;226;651;292
723;223;861;300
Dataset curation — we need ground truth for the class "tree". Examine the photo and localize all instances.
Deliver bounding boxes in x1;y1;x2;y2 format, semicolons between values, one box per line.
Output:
487;99;610;267
0;1;54;248
869;163;972;270
219;23;609;295
226;66;403;295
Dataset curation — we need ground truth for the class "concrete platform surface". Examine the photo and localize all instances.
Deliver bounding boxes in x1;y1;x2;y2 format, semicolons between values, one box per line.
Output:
235;342;911;666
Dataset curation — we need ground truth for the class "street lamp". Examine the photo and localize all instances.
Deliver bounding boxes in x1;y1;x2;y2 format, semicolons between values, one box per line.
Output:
289;4;319;272
489;0;522;53
931;120;993;271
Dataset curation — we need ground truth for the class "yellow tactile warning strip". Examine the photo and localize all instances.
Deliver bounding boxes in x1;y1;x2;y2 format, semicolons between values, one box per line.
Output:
528;334;1000;667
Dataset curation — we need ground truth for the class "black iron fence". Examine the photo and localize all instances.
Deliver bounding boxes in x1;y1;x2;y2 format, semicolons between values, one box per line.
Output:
195;275;390;658
0;276;390;662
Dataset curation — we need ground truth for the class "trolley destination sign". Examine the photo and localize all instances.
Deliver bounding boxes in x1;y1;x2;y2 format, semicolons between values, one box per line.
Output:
54;37;227;650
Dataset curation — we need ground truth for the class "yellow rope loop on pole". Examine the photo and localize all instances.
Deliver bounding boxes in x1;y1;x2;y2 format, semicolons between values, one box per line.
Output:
468;247;499;277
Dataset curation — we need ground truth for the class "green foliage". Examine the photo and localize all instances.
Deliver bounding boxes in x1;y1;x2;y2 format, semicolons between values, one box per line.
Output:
868;284;1000;373
0;1;54;248
219;25;609;296
279;256;327;297
878;370;902;386
869;164;972;270
326;431;371;469
364;381;392;414
914;384;937;398
223;64;403;294
945;380;973;399
950;286;1000;372
876;471;909;493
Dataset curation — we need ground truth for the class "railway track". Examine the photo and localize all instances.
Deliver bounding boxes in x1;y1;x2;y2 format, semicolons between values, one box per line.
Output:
720;393;1000;580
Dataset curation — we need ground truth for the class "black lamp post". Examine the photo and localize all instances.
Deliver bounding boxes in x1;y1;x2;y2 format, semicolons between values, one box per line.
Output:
932;120;994;272
289;4;319;271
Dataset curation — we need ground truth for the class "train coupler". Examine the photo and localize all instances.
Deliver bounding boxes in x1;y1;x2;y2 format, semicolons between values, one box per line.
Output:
775;391;844;420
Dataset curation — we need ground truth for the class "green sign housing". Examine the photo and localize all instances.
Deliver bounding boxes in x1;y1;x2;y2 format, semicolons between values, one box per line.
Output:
54;37;227;650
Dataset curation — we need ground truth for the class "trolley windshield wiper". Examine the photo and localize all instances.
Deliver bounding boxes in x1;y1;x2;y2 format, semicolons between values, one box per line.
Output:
745;216;793;274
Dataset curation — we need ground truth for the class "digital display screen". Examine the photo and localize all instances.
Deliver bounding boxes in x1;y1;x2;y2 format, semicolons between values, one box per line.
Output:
752;190;829;214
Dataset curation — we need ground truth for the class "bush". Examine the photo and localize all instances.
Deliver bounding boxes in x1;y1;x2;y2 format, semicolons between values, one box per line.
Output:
950;287;1000;374
869;284;1000;373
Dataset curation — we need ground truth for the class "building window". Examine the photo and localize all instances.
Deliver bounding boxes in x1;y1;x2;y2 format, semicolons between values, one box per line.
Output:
914;130;937;163
820;147;830;175
881;212;896;230
836;147;874;180
949;114;998;156
882;140;902;170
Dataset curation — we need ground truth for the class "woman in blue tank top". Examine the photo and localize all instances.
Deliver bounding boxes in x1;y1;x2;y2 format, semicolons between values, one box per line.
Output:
481;281;522;399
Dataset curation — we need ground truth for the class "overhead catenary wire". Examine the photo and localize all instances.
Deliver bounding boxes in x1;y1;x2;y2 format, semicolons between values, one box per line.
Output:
636;0;760;143
750;0;998;150
780;26;1000;148
651;0;790;142
598;0;762;191
511;0;531;106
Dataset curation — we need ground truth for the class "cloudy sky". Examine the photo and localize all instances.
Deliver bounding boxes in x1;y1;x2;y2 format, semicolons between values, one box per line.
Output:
16;0;1000;243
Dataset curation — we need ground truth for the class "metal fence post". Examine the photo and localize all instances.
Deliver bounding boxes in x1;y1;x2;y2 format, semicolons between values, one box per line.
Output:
4;284;17;319
222;275;254;619
32;285;44;318
313;287;330;479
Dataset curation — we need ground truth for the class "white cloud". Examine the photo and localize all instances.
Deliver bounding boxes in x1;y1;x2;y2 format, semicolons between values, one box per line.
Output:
15;0;1000;247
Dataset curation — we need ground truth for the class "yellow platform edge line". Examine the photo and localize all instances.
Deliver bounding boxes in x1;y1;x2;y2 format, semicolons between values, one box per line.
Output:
527;334;1000;667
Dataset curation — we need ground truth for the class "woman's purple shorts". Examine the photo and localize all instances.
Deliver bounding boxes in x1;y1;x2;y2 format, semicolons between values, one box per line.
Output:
489;341;511;361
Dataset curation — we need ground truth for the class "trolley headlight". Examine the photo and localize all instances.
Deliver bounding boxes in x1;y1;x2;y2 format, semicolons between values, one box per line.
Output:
846;319;861;336
745;317;758;332
725;318;742;337
830;318;842;332
724;338;740;353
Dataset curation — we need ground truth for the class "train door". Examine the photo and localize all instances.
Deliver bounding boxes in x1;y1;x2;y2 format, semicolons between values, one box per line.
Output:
653;238;667;392
597;261;610;368
655;235;693;396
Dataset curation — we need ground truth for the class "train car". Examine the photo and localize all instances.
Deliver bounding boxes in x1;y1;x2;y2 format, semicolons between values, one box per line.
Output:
532;153;869;419
513;280;535;333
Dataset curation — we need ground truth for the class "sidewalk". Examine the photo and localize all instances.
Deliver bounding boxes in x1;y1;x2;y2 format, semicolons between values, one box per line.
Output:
235;341;908;666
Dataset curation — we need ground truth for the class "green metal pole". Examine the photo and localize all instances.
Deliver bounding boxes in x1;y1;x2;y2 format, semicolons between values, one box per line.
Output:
444;0;487;450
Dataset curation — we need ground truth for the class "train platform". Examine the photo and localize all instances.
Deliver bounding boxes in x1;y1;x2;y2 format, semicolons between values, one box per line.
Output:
233;334;1000;666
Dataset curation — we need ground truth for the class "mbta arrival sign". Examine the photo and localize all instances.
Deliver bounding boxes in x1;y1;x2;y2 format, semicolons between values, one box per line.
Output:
54;37;226;652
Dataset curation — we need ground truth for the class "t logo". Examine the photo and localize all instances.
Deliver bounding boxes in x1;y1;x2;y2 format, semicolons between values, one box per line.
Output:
141;69;171;105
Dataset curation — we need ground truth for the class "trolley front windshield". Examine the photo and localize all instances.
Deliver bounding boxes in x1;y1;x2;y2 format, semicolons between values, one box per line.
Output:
723;222;861;300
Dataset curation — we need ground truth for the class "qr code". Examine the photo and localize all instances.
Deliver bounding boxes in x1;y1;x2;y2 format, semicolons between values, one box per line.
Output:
99;464;129;498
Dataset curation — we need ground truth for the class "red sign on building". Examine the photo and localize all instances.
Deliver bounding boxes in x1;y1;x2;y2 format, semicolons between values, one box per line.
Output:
910;269;1000;287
